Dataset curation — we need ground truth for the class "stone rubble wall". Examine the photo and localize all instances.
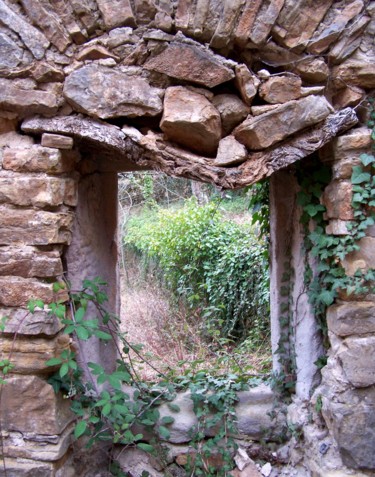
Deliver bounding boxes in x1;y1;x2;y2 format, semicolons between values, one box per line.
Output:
0;0;374;476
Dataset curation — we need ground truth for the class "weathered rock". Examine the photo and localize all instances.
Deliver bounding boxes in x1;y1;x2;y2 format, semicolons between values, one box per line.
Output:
250;104;279;116
249;0;285;45
334;126;372;154
322;180;353;220
307;0;365;55
3;423;74;461
0;206;74;246
3;146;76;173
230;464;262;477
76;44;118;62
0;32;24;70
31;62;65;83
96;0;135;29
160;86;221;156
234;448;254;471
212;94;250;135
64;64;163;119
332;59;375;89
259;75;302;104
0;332;70;373
234;95;333;150
325;219;351;235
214;136;248;166
0;306;63;336
20;0;71;52
327;302;375;337
114;448;164;477
0;175;77;207
273;0;333;49
41;133;74;150
0;374;75;434
0;0;49;59
144;42;235;88
0;79;59;116
323;388;375;470
329;14;370;64
70;0;101;34
48;0;87;44
210;0;245;49
0;276;67;307
234;0;263;46
0;457;59;476
333;85;365;110
337;336;375;387
0;245;63;278
234;64;260;106
293;57;329;83
342;237;375;276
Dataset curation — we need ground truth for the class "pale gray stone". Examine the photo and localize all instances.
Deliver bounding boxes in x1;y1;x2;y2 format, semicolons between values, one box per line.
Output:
0;306;63;336
41;133;73;150
338;336;375;387
64;64;164;119
0;32;23;69
96;0;135;29
214;136;248;166
327;302;375;337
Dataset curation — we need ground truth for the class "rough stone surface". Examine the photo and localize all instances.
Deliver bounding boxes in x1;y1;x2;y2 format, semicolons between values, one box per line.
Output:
0;276;67;307
294;57;329;83
234;64;260;106
334;126;372;154
41;133;74;149
212;94;250;136
249;0;285;45
0;207;74;245
327;302;375;337
333;85;365;110
0;457;58;477
342;237;375;276
332;59;375;89
64;64;163;119
338;336;375;387
160;86;221;156
0;375;75;434
259;75;302;104
0;246;63;278
322;180;353;220
96;0;135;29
2;146;76;173
0;332;70;373
145;42;235;88
114;448;164;477
0;32;24;69
234;0;263;46
0;175;77;207
0;78;59;116
234;95;333;150
214;136;248;166
0;306;63;336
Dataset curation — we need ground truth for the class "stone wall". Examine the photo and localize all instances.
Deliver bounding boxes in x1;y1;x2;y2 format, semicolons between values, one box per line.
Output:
0;0;374;476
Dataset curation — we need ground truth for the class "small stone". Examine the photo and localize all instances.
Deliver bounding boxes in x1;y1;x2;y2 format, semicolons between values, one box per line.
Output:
300;86;325;97
250;105;280;116
234;448;252;471
41;133;74;150
144;41;235;88
261;462;272;477
234;95;333;150
325;220;350;235
235;64;260;106
76;44;119;62
259;75;302;104
214;136;248;166
212;94;250;135
257;69;271;80
160;86;221;156
31;62;65;83
322;180;353;221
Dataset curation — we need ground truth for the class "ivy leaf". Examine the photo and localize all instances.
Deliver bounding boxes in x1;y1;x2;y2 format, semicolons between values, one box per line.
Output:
160;416;175;425
304;204;325;217
59;362;69;378
351;167;371;184
45;357;63;366
360;153;374;167
137;443;154;453
158;425;171;440
74;420;87;439
76;326;90;340
318;290;335;306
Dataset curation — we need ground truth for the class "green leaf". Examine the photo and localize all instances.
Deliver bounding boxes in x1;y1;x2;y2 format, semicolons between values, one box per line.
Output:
160;416;175;425
102;403;111;416
167;403;180;413
59;362;69;378
158;425;171;440
74;420;87;439
74;307;85;323
94;330;112;341
360;153;374;167
45;357;63;366
76;326;90;340
351;168;371;184
137;443;154;453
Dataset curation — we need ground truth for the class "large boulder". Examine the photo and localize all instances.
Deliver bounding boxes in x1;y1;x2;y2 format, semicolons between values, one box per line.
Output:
160;86;221;156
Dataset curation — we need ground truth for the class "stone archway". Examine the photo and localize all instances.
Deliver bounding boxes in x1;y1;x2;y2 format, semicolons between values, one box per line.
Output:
0;1;374;475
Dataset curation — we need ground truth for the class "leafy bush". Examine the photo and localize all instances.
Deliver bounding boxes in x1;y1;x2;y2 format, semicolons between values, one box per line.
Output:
124;198;269;343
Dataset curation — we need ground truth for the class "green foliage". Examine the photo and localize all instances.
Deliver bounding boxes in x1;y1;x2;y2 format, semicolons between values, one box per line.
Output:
125;198;270;343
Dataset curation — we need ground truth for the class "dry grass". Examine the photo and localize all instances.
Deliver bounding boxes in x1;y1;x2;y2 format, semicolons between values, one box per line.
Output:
119;260;272;382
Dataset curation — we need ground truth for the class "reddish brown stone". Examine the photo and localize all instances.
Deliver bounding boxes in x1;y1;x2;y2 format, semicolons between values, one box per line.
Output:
0;276;67;307
96;0;135;29
322;180;353;220
234;0;263;46
259;75;302;104
2;146;76;173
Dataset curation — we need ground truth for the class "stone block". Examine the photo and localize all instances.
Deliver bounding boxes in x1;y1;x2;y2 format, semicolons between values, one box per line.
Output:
0;245;63;278
0;276;67;307
3;423;74;461
0;332;70;374
96;0;135;29
234;64;260;106
0;375;75;434
322;180;353;220
325;219;350;235
234;95;333;150
144;42;234;88
0;174;77;207
332;59;375;89
0;457;58;477
160;86;221;156
334;127;372;154
214;136;248;166
64;64;163;119
0;206;74;245
2;145;76;173
333;86;365;110
327;301;375;337
259;75;302;104
338;336;375;387
0;306;63;336
41;133;74;150
293;57;329;83
212;94;249;136
342;237;375;276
